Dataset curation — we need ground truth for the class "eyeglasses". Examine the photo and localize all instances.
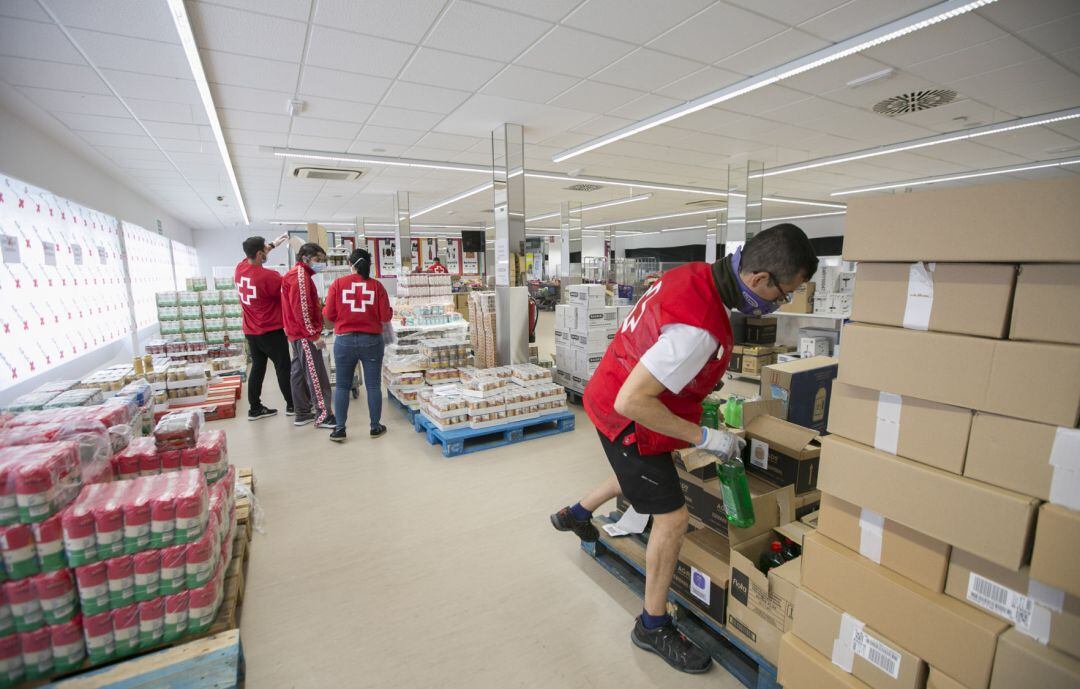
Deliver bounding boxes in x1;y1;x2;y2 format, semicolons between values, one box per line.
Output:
767;273;794;305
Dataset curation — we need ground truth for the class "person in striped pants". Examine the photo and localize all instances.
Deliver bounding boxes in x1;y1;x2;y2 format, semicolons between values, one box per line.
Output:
281;242;336;429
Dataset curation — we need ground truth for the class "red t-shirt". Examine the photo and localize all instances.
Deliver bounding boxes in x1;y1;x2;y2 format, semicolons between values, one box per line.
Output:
234;260;283;336
280;262;323;342
323;275;394;335
426;262;448;273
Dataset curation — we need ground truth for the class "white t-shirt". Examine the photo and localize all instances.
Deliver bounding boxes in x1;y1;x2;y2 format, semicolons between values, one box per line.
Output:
639;323;720;394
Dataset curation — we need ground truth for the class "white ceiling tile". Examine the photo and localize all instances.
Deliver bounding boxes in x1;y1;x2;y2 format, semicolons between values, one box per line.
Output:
654;66;745;100
217;108;291;133
975;0;1080;33
101;71;202;106
649;3;787;64
918;140;1031;168
355;125;427;146
884;98;1002;133
17;86;127;117
564;0;712;44
0;56;109;94
46;0;179;43
947;58;1080;108
403;145;471;160
206;0;313;21
718;85;811;116
569;114;634;136
313;0;444;43
414;131;485;152
290;116;361;139
297;96;374;123
188;2;307;62
95;146;170;162
981;127;1080;158
222;127;286;147
200;50;301;92
592;48;703;92
398;47;505;91
548;79;643;113
863;14;1005;68
286;133;357;151
473;0;581;21
424;1;552;62
77;130;157;150
663;105;746;133
382;81;470;114
366;105;443;130
54;112;144;135
346;141;412;156
627;123;698;146
0;17;86;64
1018;11;1080;54
516;26;634;78
0;1;50;22
715;28;830;75
608;93;682;120
799;0;942;43
306;26;414;79
905;36;1044;85
782;54;893;95
298;66;391;103
158;138;213;154
724;0;850;26
482;65;579;103
213;84;293;114
435;94;595;142
67;29;191;78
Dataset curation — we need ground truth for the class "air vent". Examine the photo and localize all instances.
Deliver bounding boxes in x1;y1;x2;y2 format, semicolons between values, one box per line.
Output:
873;89;957;117
684;198;725;207
565;183;603;192
293;167;365;181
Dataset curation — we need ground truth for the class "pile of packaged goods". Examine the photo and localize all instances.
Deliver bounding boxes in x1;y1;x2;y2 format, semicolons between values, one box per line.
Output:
419;389;469;432
394;303;462;328
157;286;244;346
810;262;855;317
395;272;452;307
773;178;1080;689
554;285;618;393
111;430;228;485
418;366;568;431
418;338;469;368
469;291;497;369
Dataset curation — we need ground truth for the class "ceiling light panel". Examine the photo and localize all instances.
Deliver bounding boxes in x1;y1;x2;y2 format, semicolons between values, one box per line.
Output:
832;158;1080;196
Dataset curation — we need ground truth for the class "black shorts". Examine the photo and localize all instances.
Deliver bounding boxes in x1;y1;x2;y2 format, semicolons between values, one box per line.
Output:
599;426;684;515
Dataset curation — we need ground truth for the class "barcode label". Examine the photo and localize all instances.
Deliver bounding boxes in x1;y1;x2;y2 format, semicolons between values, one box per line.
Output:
852;629;901;679
967;573;1035;631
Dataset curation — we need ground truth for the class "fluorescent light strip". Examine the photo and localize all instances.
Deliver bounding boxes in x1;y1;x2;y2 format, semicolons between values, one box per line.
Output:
762;196;847;209
412;182;494;218
584;207;724;230
270;221;483;230
552;0;996;163
763;107;1080;178
831;158;1080;196
526;193;652;222
763;211;847;221
523;171;723;196
167;0;250;225
270;147;490;174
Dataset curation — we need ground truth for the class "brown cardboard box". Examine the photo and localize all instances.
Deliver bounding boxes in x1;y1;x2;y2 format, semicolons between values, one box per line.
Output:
818;493;950;592
671;528;730;624
794;489;822;521
851;262;1016;338
837;322;1080;428
990;628;1080;689
802;532;1008;689
793;588;927;689
927;668;967;689
1029;503;1080;599
696;476;794;542
741;345;774;375
779;282;816;314
778;633;870;689
1011;264;1080;346
760;356;839;434
727;540;801;666
676;469;705;517
964;413;1071;502
729;345;744;374
819;435;1038;570
842;176;1080;262
742;415;821;494
945;548;1080;659
827;381;972;474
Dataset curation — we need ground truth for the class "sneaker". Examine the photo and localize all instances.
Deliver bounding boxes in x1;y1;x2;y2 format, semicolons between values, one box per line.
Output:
293;414;315;426
316;415;337;429
370;424;387;438
248;405;277;421
329;428;346;443
550;506;599;543
631;617;712;675
285;405;295;416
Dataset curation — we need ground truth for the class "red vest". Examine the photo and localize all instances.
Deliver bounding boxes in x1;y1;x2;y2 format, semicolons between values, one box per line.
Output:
584;262;733;455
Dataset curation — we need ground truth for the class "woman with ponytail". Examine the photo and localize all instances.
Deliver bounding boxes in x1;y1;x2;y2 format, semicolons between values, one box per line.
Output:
322;248;393;442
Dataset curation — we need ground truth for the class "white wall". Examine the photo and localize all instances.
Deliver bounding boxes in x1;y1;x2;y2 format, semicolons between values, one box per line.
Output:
192;227;250;279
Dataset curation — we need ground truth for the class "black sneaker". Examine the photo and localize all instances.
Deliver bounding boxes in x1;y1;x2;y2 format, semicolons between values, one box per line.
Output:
293;414;315;426
285;405;295;416
316;415;337;429
248;405;277;421
550;506;599;543
329;428;346;443
631;617;712;674
370;424;387;438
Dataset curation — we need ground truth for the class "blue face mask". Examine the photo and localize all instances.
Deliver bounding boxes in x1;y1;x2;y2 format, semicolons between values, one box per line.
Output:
731;247;781;316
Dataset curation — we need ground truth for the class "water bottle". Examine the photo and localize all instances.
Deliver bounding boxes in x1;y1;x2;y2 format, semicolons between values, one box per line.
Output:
715;452;755;529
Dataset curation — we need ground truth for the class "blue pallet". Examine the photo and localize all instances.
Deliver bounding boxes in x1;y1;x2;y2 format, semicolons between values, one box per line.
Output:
413;410;575;457
581;516;781;689
386;390;419;423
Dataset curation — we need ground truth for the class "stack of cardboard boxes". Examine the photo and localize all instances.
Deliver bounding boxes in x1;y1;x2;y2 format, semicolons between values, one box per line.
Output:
469;291;498;369
778;177;1080;689
731;318;782;376
553;285;625;393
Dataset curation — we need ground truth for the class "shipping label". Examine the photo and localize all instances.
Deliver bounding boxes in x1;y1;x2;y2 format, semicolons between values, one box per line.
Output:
966;573;1035;631
852;628;902;679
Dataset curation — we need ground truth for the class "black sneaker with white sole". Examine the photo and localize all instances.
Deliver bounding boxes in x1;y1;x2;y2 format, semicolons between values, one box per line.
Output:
285;405;295;416
631;617;712;674
370;424;387;438
550;506;599;542
316;415;337;429
293;414;315;426
329;428;346;443
248;405;277;421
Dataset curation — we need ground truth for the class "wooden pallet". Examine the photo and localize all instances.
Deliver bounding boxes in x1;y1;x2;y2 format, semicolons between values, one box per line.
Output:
581;515;781;689
412;410;575;457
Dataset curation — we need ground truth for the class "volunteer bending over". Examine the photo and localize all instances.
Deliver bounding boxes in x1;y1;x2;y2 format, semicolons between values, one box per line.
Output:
551;224;817;674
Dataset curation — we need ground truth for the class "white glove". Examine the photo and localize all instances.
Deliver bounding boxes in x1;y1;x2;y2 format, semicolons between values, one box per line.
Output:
695;427;745;459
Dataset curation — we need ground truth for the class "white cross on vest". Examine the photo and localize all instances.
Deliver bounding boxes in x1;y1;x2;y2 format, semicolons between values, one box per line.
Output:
237;276;257;305
342;281;375;313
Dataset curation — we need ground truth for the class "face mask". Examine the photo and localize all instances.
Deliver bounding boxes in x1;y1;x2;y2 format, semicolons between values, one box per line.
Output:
731;247;780;316
310;261;327;273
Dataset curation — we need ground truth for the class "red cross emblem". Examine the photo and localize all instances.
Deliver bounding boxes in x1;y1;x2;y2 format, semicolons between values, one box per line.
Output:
342;281;375;313
237;276;256;305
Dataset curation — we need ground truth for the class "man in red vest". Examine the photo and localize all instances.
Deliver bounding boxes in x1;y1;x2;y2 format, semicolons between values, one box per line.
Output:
426;256;449;273
551;224;818;674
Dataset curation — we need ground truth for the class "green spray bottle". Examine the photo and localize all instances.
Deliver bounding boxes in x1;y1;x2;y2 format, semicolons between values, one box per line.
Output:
715;451;755;528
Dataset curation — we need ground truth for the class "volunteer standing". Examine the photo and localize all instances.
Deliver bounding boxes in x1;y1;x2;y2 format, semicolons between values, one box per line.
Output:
322;249;393;443
426;256;448;273
281;242;336;430
551;224;818;674
234;235;293;421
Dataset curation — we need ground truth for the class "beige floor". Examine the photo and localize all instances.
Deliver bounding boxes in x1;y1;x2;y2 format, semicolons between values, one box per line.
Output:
229;312;752;689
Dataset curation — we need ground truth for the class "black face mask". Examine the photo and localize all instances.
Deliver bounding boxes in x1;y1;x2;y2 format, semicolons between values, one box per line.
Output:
711;254;742;311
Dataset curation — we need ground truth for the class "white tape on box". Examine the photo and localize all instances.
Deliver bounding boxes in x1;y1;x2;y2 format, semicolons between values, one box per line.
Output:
873;391;903;455
858;507;885;564
831;612;864;673
902;261;935;331
1048;427;1080;511
1028;578;1066;614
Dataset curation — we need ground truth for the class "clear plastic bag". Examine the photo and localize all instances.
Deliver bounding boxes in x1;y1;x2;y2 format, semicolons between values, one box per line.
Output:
153;411;203;452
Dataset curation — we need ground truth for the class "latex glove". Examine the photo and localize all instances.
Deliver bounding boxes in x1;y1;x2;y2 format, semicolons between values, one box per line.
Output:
270;233;289;249
695;427;745;459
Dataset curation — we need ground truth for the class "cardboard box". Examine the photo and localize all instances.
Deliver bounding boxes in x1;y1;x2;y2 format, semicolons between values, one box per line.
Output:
818;493;951;593
843;176;1080;262
568;327;615;353
795;490;821;521
799;336;831;358
964;412;1077;503
744;317;777;345
676;469;705;517
1011;264;1080;346
740;347;774;376
837;323;1080;428
567;284;606;308
851;262;1016;338
793;587;927;689
945;548;1080;659
990;628;1080;689
672;528;730;624
742;415;821;494
802;532;1007;689
575;348;604;377
819;435;1039;570
727;543;801;666
778;633;872;689
696;477;794;543
1029;503;1080;600
827;381;972;475
799;326;841;349
728;345;744;374
779;282;816;314
760;356;838;433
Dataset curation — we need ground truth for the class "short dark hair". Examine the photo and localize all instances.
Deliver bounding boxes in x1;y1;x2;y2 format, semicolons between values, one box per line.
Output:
432;256;441;262
242;236;266;259
349;248;372;279
297;242;326;260
740;223;818;284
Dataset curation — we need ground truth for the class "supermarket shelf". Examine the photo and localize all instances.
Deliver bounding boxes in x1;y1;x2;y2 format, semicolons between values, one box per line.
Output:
768;311;848;320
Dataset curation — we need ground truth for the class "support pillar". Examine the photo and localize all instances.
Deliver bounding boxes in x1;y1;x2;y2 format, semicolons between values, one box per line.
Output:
492;123;528;364
394;191;411;276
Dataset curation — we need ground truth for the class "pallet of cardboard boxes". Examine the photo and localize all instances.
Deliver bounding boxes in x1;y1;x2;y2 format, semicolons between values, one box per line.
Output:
553;285;627;394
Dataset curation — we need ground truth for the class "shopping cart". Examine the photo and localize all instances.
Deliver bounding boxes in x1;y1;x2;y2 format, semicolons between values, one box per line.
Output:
324;332;361;399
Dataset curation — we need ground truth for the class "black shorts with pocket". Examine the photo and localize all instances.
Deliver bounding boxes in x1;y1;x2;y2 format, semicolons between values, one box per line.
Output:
599;425;684;515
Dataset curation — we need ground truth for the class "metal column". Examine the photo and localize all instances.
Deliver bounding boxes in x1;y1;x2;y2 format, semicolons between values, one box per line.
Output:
492;123;529;364
558;201;582;302
705;212;720;263
726;162;764;243
394;191;411;276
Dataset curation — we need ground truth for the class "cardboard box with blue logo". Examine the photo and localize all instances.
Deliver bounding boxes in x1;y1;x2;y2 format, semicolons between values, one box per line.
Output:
760;355;839;434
